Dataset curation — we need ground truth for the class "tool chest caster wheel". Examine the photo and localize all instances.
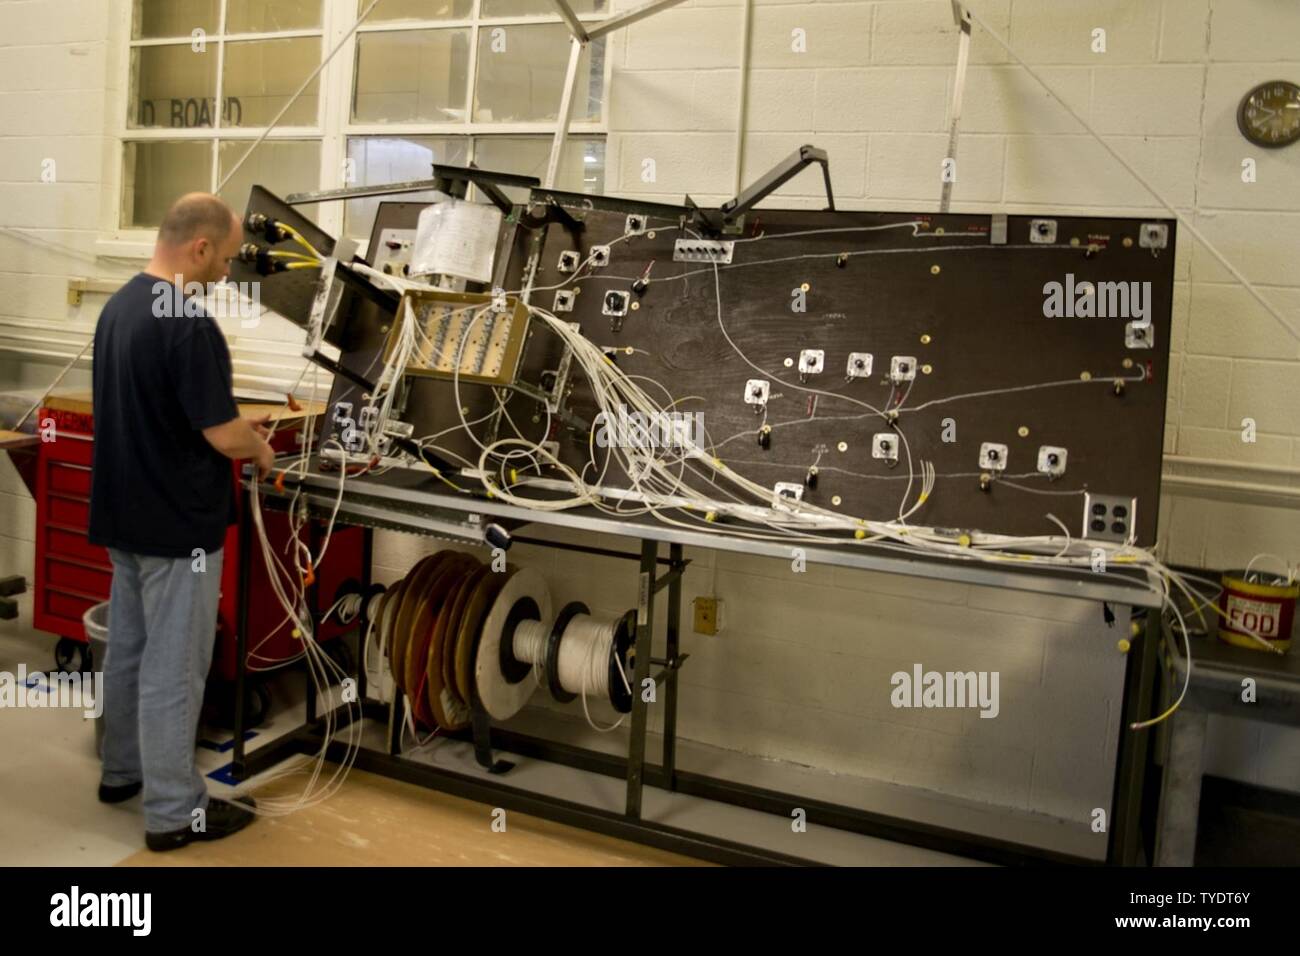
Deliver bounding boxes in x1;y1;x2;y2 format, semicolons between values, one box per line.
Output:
53;637;89;674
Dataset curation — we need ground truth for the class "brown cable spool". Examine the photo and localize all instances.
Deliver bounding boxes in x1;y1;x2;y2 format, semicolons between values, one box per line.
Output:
378;572;411;688
454;567;513;708
404;553;478;727
388;553;450;696
428;561;490;731
441;563;493;720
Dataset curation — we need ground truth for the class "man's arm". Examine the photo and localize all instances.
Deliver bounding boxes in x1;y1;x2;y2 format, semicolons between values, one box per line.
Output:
203;416;275;477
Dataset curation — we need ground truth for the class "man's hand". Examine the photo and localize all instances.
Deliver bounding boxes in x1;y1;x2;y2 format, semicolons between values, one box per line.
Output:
203;416;277;477
255;441;275;480
246;412;273;441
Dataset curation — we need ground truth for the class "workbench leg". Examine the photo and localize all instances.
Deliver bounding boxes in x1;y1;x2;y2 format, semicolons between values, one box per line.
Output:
662;543;683;790
626;539;657;819
358;527;373;702
1154;707;1208;866
1108;610;1158;865
388;687;405;756
232;488;253;780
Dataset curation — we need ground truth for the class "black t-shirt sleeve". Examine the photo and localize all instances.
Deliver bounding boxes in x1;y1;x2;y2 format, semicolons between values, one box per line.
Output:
170;319;240;431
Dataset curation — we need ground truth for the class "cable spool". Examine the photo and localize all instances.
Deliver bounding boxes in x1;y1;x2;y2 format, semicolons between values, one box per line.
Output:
553;608;636;714
405;553;477;727
545;602;587;704
476;567;553;720
427;561;490;731
454;567;512;708
386;553;442;695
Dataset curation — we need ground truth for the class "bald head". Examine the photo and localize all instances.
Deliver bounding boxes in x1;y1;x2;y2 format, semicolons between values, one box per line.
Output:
157;192;239;248
147;193;244;288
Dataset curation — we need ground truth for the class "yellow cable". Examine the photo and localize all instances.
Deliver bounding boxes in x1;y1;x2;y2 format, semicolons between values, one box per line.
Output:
286;261;322;271
277;222;324;260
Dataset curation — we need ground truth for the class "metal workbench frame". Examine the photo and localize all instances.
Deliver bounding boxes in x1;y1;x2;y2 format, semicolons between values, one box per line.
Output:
229;469;1162;866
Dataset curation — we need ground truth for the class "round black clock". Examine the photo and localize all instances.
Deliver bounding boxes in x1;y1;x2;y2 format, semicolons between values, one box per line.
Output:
1237;80;1300;148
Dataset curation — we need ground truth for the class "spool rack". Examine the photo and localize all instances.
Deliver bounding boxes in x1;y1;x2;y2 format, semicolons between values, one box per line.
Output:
229;470;1162;867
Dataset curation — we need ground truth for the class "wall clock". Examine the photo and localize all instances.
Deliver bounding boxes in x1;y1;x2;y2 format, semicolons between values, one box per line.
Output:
1237;80;1300;148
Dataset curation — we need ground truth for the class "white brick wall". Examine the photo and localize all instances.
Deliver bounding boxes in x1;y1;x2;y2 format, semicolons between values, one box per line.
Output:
1;0;1298;827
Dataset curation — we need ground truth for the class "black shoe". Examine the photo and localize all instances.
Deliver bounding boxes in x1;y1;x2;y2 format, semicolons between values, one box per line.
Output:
98;781;143;804
144;796;257;852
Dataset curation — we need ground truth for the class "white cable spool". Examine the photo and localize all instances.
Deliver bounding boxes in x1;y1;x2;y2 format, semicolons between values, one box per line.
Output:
549;606;637;714
512;619;549;671
556;614;619;699
474;567;552;720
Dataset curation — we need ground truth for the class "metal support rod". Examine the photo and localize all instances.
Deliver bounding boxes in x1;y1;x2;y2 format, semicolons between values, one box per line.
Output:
939;1;972;214
388;687;405;756
357;527;374;702
732;0;753;195
304;521;320;725
548;0;590;42
626;538;658;817
662;543;683;789
544;35;585;190
232;486;253;780
653;563;685;594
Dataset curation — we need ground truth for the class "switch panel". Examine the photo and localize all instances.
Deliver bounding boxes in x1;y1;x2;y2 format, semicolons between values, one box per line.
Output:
673;239;734;264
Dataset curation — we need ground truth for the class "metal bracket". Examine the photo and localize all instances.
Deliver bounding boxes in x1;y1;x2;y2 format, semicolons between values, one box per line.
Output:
285;164;540;214
520;196;585;235
690;145;835;235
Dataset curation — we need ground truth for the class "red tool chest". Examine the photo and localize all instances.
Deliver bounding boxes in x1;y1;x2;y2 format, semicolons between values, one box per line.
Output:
33;393;362;680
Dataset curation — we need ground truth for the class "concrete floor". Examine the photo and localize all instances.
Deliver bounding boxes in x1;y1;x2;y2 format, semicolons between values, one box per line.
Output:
0;592;1086;866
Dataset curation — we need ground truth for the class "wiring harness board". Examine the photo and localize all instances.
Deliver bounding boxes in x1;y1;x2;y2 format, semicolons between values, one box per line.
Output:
236;183;1174;550
486;194;1173;545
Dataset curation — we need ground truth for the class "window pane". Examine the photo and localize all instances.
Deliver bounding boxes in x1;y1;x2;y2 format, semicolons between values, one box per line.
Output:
353;30;470;124
218;140;322;218
133;0;219;40
474;27;603;123
122;141;212;228
363;0;472;21
129;45;218;129
226;0;322;33
343;136;470;239
472;136;603;202
222;37;322;127
481;0;607;16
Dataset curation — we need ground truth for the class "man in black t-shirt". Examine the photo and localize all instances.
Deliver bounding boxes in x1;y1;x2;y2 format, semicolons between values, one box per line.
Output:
90;193;275;851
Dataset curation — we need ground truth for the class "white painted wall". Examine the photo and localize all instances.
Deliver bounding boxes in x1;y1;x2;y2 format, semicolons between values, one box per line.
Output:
1;0;1297;826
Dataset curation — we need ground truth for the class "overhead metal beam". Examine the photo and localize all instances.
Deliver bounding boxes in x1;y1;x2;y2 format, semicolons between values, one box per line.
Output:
548;0;590;42
586;0;688;40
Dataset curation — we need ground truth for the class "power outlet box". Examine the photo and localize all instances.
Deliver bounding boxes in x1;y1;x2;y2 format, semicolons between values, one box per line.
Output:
693;595;722;635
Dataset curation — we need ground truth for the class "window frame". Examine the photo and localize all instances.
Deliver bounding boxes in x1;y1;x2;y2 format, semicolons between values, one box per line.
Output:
101;0;612;257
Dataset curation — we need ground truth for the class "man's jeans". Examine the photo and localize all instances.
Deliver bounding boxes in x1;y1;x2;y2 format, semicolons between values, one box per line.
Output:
100;547;222;833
